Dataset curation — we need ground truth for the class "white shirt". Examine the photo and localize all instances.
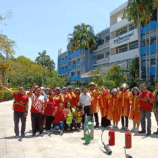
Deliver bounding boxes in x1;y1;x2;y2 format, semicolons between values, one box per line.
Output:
80;93;93;106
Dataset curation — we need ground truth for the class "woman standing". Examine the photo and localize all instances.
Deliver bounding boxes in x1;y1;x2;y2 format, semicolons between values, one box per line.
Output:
130;87;141;132
45;92;56;135
107;88;120;129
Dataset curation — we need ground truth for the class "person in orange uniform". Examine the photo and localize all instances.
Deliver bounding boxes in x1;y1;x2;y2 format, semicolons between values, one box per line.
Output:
129;87;141;132
119;83;132;131
107;88;120;129
67;85;76;108
62;87;72;107
75;87;81;105
98;86;111;127
89;82;100;128
54;87;64;107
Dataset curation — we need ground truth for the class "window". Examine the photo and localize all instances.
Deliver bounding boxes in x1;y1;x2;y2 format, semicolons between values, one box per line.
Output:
65;66;67;69
77;71;80;75
142;61;146;67
129;41;138;50
116;44;128;54
97;54;104;60
106;52;110;58
116;26;127;37
73;61;76;65
151;59;156;66
71;72;75;76
129;24;136;31
151;37;156;45
141;40;145;47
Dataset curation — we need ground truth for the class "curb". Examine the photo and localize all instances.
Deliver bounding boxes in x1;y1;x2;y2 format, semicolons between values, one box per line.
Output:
0;97;14;102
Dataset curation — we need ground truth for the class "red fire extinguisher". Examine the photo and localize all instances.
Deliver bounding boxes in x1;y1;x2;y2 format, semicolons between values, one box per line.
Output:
109;129;115;146
125;131;132;148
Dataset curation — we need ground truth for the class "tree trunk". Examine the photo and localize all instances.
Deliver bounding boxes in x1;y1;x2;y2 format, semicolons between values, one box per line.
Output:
145;24;148;82
88;47;90;71
155;7;158;83
138;15;141;80
149;17;151;81
5;52;9;87
80;49;82;82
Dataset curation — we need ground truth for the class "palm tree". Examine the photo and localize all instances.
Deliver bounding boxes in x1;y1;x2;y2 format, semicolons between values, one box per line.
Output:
124;0;142;80
35;50;55;84
153;0;158;82
68;24;88;82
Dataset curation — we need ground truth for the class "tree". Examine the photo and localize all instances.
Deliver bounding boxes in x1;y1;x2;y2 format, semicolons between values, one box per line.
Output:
105;65;126;87
124;0;142;80
35;50;55;84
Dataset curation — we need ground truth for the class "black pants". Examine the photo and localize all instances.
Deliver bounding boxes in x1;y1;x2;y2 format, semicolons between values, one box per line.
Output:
64;119;76;130
14;111;26;136
91;113;99;125
121;116;129;128
82;106;90;125
31;112;43;134
46;116;55;131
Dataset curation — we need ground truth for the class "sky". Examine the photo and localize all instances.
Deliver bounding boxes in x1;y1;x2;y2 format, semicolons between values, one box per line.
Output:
0;0;127;70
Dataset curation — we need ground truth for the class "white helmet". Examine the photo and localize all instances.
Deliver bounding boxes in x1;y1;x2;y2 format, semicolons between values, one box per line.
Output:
121;83;129;89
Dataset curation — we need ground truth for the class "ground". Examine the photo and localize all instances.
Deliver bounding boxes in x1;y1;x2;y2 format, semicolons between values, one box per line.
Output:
0;97;158;158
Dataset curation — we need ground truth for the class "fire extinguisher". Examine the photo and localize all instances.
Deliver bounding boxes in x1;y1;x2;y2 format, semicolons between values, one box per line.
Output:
109;129;115;146
125;130;132;148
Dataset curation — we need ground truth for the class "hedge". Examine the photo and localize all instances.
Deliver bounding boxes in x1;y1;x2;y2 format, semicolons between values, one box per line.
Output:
103;81;115;89
1;90;19;99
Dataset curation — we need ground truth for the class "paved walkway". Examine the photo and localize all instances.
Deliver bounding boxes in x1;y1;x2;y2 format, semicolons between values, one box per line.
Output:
1;98;158;158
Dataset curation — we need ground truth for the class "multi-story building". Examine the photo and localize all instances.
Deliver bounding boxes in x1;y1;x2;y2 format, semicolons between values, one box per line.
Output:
58;1;156;84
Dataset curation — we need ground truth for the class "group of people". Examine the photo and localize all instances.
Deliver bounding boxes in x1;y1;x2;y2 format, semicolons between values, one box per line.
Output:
1;81;158;138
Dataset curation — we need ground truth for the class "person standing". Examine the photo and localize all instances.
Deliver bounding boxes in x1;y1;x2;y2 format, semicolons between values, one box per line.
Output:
29;83;45;137
0;83;29;138
98;86;111;127
67;85;76;108
44;92;56;135
107;88;120;129
62;87;72;107
119;83;132;131
129;87;141;132
75;87;81;106
89;82;100;128
41;87;46;101
139;83;154;136
45;87;50;96
80;87;93;126
152;83;158;134
54;87;64;107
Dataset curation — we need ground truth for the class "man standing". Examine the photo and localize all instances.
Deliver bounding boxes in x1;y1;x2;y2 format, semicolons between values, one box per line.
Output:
152;83;158;134
89;82;100;128
139;83;154;136
0;83;29;138
29;83;45;137
80;87;93;126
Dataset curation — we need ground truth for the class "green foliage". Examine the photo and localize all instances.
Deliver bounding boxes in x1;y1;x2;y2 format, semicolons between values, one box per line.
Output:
105;65;126;87
1;89;19;99
147;87;155;92
104;81;115;89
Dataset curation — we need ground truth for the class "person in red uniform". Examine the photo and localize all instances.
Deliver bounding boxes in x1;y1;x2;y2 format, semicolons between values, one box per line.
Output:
75;87;81;106
67;85;76;108
44;91;56;135
0;83;29;138
139;83;154;136
29;83;45;137
62;87;72;107
52;103;66;135
54;87;64;107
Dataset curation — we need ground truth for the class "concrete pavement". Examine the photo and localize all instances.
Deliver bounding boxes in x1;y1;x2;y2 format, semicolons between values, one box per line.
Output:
0;98;158;158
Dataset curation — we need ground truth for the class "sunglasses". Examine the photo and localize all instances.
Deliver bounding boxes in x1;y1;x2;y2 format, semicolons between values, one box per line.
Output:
19;89;23;90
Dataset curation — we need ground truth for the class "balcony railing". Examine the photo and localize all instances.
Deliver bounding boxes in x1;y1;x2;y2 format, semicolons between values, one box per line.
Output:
69;75;81;81
68;64;76;70
96;57;109;64
58;68;68;74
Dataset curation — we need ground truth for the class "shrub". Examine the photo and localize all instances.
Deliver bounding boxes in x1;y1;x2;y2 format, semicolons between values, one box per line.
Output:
147;87;155;93
2;89;19;99
103;81;115;89
0;91;4;99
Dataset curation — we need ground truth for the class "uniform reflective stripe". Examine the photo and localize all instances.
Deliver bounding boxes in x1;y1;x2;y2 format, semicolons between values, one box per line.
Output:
14;101;26;106
134;97;136;111
122;93;124;107
112;99;115;112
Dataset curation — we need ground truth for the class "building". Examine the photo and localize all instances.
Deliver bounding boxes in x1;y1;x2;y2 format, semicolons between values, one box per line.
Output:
57;1;148;84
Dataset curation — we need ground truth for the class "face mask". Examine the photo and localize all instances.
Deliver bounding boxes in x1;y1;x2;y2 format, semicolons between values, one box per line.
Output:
41;90;45;94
